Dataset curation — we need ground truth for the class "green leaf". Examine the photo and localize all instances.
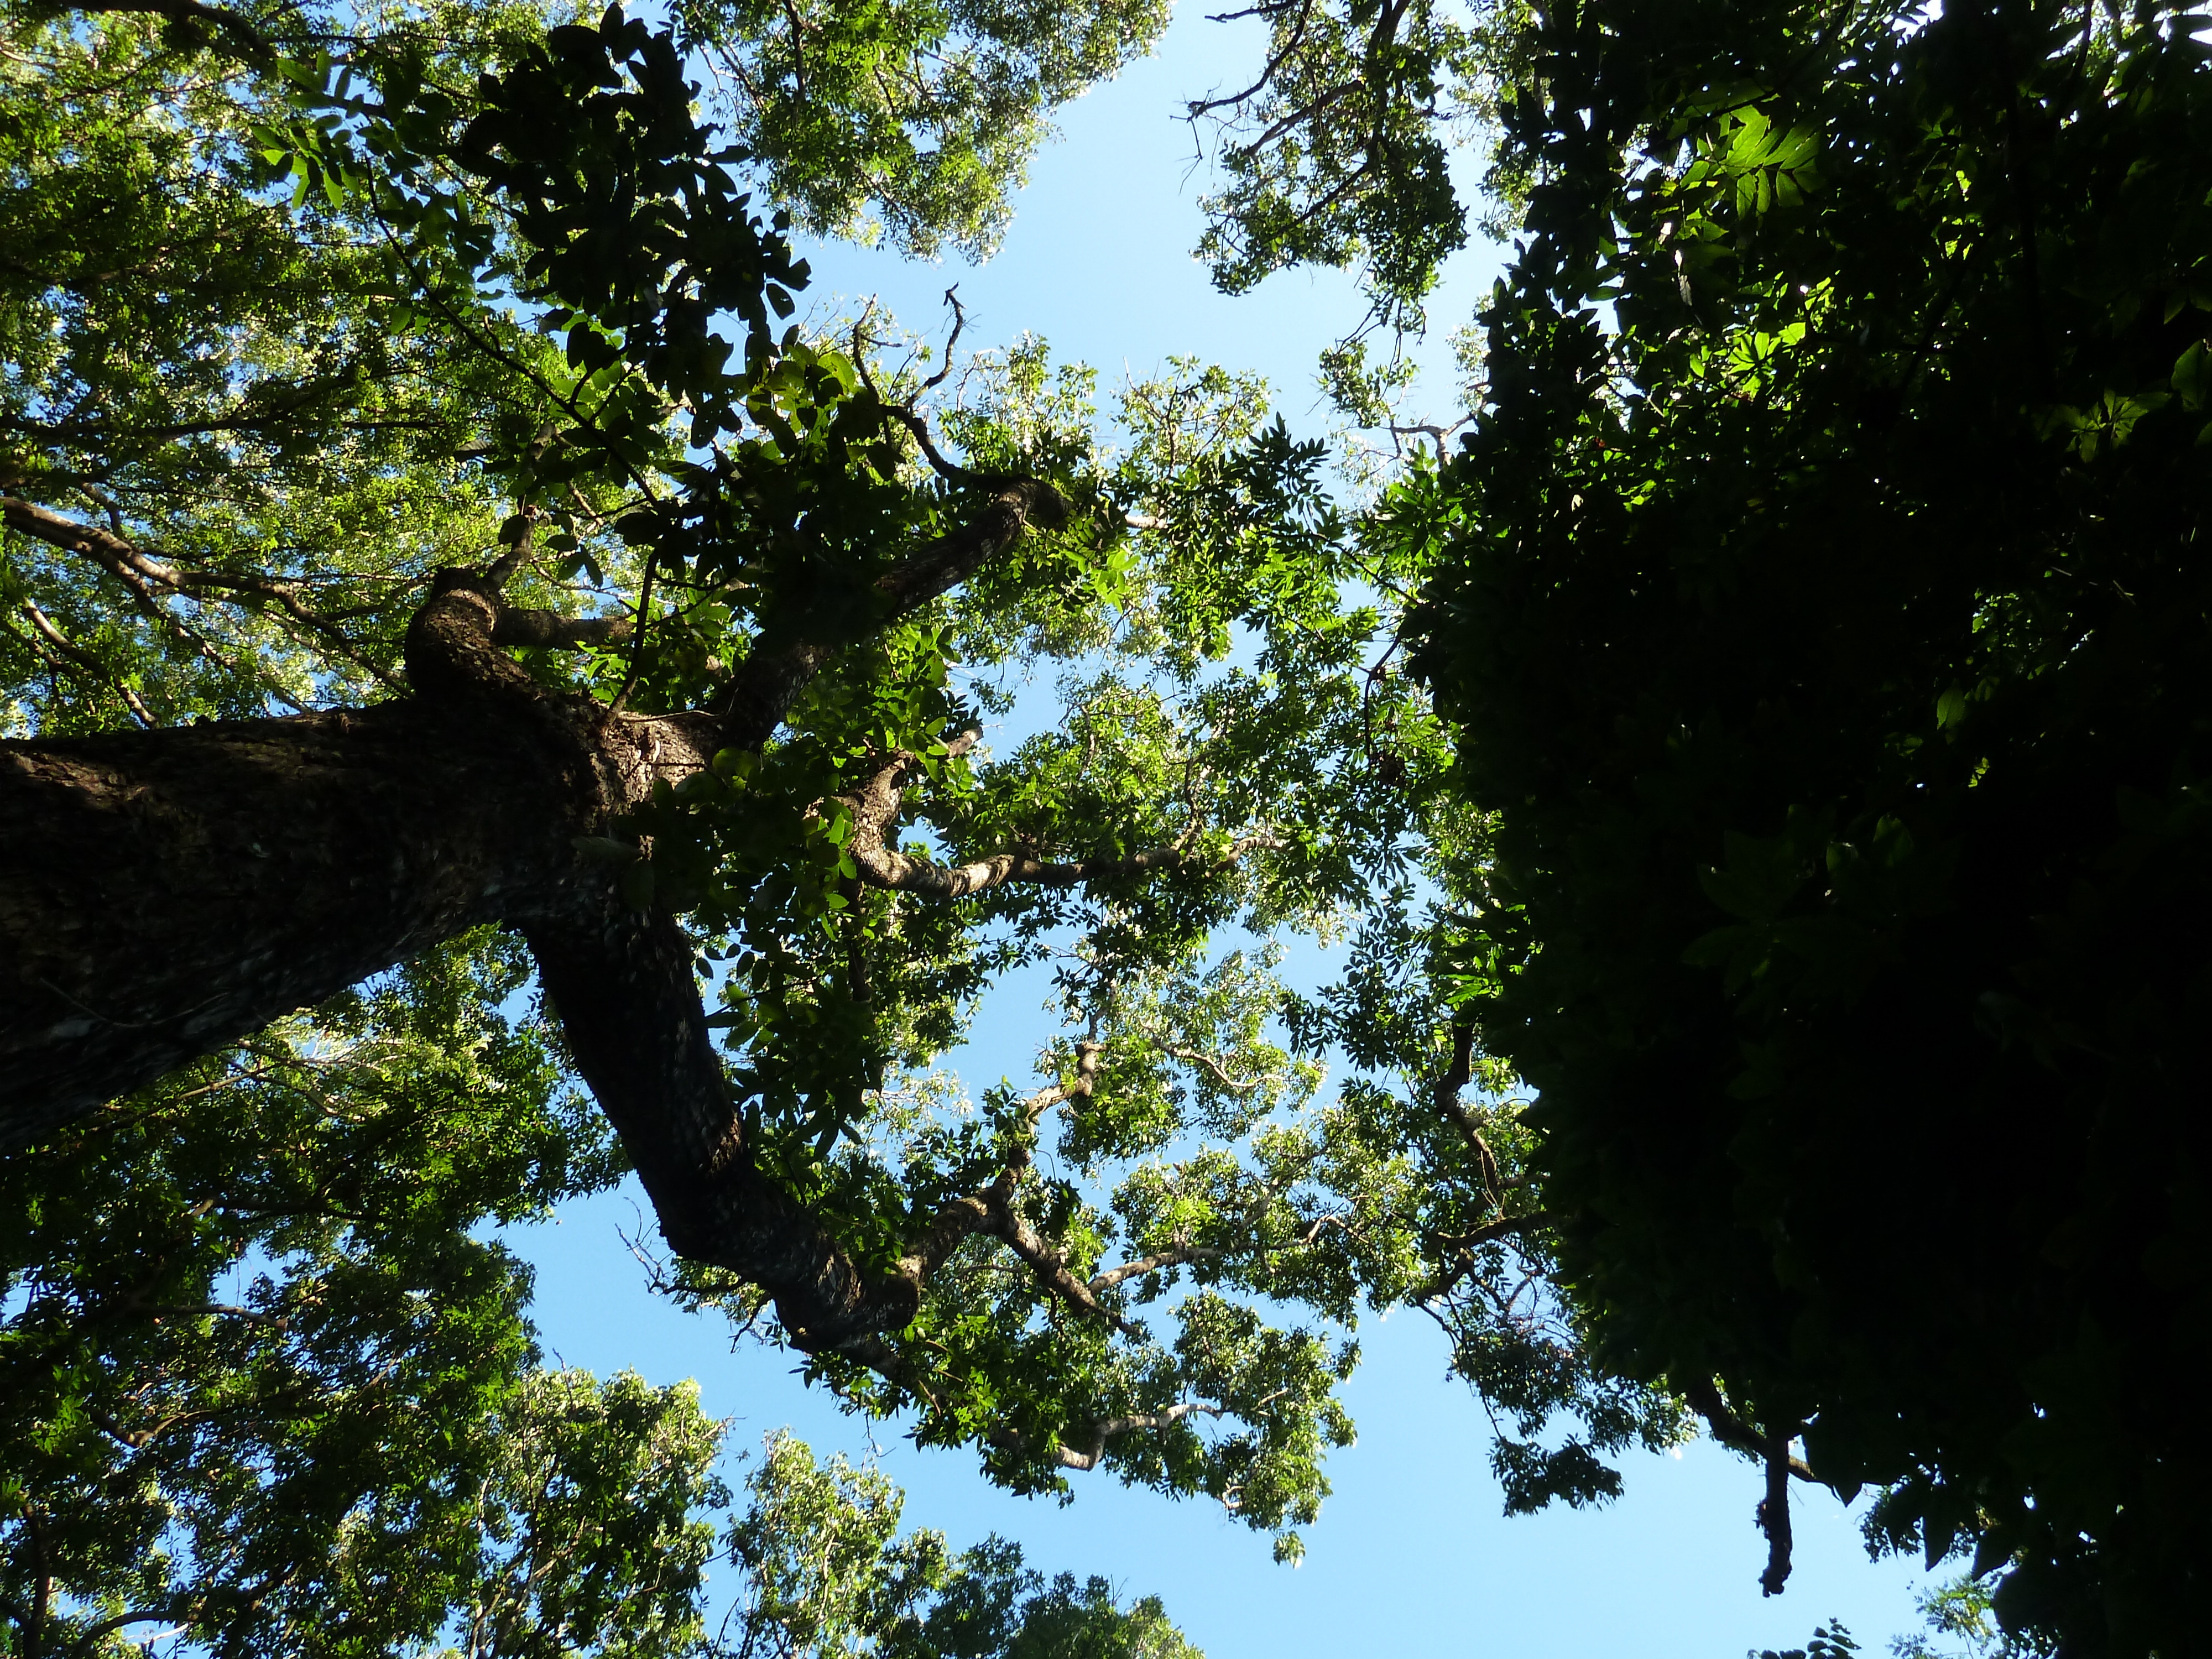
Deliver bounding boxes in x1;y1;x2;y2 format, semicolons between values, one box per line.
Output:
2173;338;2212;409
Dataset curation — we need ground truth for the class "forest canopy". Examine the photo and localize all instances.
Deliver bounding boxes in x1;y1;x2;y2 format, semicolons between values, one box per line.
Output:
3;0;2208;1653
0;0;1645;1648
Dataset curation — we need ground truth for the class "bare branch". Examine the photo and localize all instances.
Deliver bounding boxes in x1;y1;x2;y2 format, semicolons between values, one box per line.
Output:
1055;1403;1224;1470
121;1301;285;1324
65;1600;205;1659
1089;1243;1224;1293
1186;0;1319;121
918;287;966;393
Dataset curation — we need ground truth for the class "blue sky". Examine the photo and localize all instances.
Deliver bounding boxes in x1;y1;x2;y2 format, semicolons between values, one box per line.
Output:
517;8;1940;1653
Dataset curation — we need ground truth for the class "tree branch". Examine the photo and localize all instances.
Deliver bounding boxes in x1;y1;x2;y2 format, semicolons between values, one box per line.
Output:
1409;1211;1555;1303
1088;1243;1224;1293
11;601;154;726
716;479;1067;747
489;608;633;649
994;1206;1141;1338
2;494;407;693
1425;1211;1554;1252
893;1043;1105;1293
1186;0;1318;119
1435;1019;1501;1201
1055;1404;1224;1471
1166;1045;1267;1094
834;743;1272;902
65;1603;203;1658
524;895;917;1352
1678;1378;1818;1483
795;1031;1247;1474
1758;1422;1800;1596
69;0;270;58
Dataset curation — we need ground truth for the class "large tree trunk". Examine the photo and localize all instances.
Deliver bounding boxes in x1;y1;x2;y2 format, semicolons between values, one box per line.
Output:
0;571;910;1345
0;483;1062;1346
0;575;663;1144
0;698;593;1147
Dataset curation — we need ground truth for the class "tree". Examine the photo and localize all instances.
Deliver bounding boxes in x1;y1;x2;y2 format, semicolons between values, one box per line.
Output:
1167;0;2212;1636
0;950;1199;1655
1212;0;2211;1648
0;0;1666;1601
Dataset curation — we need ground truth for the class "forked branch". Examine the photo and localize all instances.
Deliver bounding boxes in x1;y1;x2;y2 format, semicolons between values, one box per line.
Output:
717;478;1066;747
893;1042;1107;1297
834;743;1275;902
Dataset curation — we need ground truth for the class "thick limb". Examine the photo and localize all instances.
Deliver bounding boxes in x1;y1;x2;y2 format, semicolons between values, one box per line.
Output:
523;895;914;1349
0;701;583;1151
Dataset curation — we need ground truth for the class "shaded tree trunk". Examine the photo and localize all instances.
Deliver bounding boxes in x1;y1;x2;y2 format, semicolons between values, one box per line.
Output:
1;697;596;1145
0;482;1062;1346
0;571;909;1344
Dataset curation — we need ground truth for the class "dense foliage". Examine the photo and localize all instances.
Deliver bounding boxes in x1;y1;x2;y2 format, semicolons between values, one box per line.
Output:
1170;0;2212;1639
1375;0;2210;1650
30;0;2204;1640
674;0;1171;257
0;950;1195;1656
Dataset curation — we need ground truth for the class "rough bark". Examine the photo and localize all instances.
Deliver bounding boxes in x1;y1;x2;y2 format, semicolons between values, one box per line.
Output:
0;570;673;1146
1;479;1065;1351
0;700;590;1146
524;897;917;1347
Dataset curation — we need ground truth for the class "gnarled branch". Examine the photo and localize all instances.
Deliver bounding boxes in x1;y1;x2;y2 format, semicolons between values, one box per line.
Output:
834;742;1274;902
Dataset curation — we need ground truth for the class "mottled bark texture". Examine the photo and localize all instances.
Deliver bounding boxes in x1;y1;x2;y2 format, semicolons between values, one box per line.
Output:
0;479;1062;1350
0;697;593;1141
